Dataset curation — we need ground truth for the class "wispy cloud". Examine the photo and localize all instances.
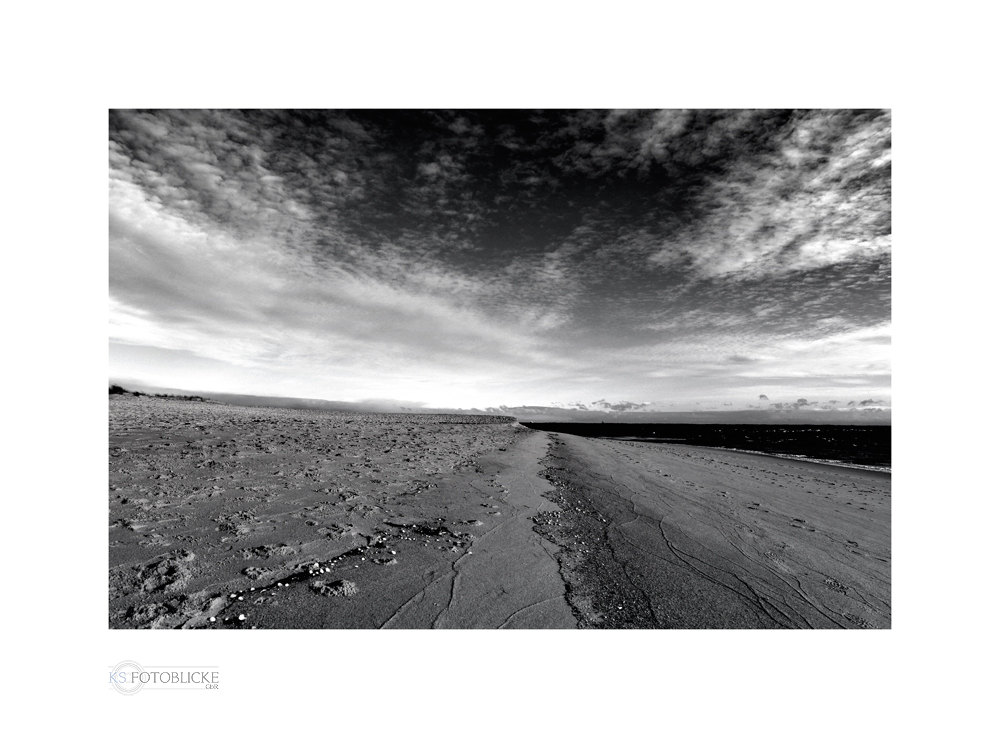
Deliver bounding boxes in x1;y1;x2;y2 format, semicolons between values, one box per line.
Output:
110;110;890;414
645;111;890;280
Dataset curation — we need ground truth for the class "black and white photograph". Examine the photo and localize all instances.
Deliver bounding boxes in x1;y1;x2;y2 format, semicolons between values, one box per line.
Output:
9;2;996;734
109;109;891;630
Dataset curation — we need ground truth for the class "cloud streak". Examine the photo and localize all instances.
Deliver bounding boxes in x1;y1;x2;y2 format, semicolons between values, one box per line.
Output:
109;110;890;417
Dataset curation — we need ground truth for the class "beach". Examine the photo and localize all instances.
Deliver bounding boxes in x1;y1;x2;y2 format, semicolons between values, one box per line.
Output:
536;434;889;628
109;397;889;629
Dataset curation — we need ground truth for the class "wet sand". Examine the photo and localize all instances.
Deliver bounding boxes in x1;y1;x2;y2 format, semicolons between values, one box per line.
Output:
109;397;888;629
535;433;890;628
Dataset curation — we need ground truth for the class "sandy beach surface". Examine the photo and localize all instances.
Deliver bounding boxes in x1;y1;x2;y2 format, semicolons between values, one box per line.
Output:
536;434;889;628
109;397;889;629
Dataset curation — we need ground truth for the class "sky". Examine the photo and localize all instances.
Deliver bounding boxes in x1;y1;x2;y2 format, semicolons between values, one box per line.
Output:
109;109;890;421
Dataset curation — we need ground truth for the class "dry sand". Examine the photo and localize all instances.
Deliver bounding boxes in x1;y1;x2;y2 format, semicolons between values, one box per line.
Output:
109;396;573;629
109;397;889;629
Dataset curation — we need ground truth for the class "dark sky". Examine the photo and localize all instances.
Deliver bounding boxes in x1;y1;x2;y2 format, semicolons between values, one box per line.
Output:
110;109;890;417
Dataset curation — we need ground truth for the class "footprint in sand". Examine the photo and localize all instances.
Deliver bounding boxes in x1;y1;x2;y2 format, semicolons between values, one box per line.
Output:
824;577;849;594
241;543;297;559
242;566;279;581
123;549;198;594
309;579;359;597
843;612;874;629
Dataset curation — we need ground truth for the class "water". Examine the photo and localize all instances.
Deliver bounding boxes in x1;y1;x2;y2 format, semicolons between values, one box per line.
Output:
521;423;891;472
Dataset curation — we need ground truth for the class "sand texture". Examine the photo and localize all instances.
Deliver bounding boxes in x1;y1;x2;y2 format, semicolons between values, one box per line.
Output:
535;434;890;628
109;397;574;629
109;397;889;629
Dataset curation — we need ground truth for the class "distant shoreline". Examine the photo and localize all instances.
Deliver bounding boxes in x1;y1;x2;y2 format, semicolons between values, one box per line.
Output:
522;422;890;472
598;438;892;475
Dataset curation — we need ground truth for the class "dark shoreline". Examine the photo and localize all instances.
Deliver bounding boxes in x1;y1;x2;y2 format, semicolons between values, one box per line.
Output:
629;441;892;476
523;422;891;472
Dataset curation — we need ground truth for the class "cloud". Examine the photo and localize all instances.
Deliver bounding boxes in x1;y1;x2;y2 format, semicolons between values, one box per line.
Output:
647;111;890;281
109;175;586;406
592;400;650;411
109;110;891;411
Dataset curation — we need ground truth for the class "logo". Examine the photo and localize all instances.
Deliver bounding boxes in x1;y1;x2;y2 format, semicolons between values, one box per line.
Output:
109;661;220;695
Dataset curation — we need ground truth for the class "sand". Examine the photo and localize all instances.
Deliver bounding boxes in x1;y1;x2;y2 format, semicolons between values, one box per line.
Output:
109;396;889;629
109;396;573;629
536;434;890;628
